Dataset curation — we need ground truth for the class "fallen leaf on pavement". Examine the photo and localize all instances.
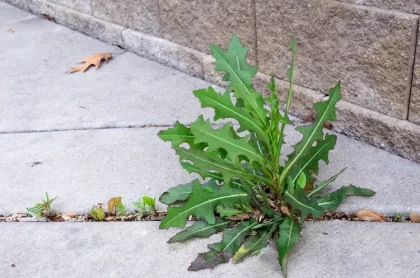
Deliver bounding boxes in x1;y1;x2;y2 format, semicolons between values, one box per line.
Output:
410;212;420;223
357;210;386;222
7;28;14;33
41;14;55;21
61;211;76;221
69;53;112;73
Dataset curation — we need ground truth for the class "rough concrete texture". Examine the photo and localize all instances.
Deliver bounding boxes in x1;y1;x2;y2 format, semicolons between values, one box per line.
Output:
91;0;161;36
3;0;29;10
0;5;213;132
1;221;419;278
256;0;418;119
123;29;206;78
335;100;420;163
48;0;92;14
338;0;420;14
27;0;125;46
0;222;282;278
159;0;257;64
288;221;420;278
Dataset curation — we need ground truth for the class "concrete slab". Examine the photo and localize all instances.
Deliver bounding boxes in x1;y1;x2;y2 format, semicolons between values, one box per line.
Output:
0;126;419;216
0;128;193;215
0;221;418;278
0;3;212;133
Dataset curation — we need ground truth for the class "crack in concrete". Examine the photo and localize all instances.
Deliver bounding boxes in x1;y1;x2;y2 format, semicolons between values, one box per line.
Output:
0;124;174;135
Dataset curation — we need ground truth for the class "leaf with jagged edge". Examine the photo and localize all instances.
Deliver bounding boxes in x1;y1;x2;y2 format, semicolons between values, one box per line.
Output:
233;225;275;264
190;116;265;165
158;121;195;147
316;185;375;210
174;147;270;185
193;87;269;144
160;180;248;229
290;133;337;183
279;82;342;186
306;168;346;198
188;220;257;271
168;218;230;243
284;186;323;224
158;121;206;150
277;216;301;277
210;35;268;128
159;180;219;205
180;162;244;188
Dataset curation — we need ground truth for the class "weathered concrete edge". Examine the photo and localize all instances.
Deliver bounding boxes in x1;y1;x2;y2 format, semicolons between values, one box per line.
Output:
4;0;420;163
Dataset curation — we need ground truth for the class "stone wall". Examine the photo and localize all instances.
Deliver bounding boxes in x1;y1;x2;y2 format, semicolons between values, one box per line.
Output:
4;0;420;163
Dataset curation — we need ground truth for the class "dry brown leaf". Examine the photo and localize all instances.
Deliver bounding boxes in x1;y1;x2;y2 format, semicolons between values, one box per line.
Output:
105;216;116;221
7;28;14;33
61;211;76;221
41;14;55;21
357;210;386;222
280;206;291;216
228;214;250;221
410;212;420;223
69;53;112;73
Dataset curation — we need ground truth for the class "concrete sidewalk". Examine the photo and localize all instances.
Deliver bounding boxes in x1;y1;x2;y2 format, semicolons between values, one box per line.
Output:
1;221;419;278
1;2;419;215
1;2;420;278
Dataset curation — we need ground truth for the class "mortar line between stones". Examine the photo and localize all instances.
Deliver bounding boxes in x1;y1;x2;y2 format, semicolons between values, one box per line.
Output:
251;0;258;67
407;19;419;121
0;124;174;135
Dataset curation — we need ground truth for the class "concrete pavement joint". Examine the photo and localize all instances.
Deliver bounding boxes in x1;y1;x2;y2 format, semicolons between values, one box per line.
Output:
0;124;174;135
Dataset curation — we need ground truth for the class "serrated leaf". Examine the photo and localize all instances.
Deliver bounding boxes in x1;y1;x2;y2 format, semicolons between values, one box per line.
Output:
307;168;346;198
160;180;248;229
159;180;219;205
174;147;269;185
277;216;301;276
193;87;268;144
317;185;375;210
284;186;323;223
188;220;257;271
216;205;244;217
291;133;337;183
190;116;265;165
158;121;195;147
168;219;229;243
180;162;244;188
211;35;268;128
233;226;274;263
280;82;342;185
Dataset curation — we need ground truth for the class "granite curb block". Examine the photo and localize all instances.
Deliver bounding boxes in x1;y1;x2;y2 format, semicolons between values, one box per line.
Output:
0;221;419;278
123;29;206;78
3;0;420;163
26;0;126;46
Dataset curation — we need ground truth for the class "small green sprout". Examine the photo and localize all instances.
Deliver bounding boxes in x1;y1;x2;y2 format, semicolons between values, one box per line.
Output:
133;195;156;218
91;204;105;221
27;192;57;218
